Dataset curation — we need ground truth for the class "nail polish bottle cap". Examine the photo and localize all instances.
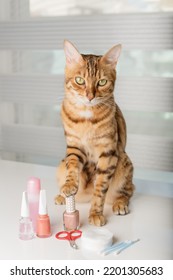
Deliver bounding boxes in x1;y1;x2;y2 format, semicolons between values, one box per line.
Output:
21;191;29;218
39;190;48;215
65;196;75;213
27;177;41;195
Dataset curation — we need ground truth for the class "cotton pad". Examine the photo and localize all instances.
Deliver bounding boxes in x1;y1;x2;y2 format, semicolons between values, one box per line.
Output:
80;227;113;252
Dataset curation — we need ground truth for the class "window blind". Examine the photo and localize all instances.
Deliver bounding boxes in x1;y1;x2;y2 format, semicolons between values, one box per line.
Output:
0;13;173;50
0;3;173;173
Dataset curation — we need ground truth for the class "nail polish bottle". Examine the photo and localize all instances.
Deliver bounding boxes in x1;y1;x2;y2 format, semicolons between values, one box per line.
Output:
63;195;79;231
19;192;34;240
36;190;51;238
27;177;41;232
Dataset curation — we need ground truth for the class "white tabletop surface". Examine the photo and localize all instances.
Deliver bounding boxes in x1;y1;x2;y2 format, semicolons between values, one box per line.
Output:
0;159;172;260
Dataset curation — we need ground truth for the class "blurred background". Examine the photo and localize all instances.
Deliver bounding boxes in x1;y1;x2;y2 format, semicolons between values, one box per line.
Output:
0;0;173;175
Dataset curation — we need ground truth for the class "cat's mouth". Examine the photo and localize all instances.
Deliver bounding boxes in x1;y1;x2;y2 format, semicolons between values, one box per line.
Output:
73;92;100;107
84;99;98;106
68;90;109;107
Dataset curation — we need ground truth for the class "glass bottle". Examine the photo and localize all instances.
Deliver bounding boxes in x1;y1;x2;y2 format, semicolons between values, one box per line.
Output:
63;195;79;231
19;192;34;240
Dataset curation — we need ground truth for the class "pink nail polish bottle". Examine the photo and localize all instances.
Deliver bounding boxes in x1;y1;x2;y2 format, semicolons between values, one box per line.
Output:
27;177;41;232
36;190;51;238
63;196;79;231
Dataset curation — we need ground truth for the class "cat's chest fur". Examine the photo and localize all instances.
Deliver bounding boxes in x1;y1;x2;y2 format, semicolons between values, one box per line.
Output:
62;99;117;152
77;110;93;119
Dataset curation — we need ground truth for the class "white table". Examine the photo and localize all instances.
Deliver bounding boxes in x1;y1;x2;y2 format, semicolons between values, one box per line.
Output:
0;160;172;260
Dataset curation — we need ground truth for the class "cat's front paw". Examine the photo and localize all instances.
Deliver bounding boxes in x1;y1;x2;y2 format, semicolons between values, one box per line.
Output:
88;214;106;227
61;182;78;197
54;194;65;205
112;201;129;215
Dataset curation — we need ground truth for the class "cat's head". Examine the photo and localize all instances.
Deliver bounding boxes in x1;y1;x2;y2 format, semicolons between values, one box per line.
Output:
64;40;122;106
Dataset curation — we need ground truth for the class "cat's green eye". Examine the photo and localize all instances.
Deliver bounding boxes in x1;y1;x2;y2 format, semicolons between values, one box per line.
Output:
98;79;107;86
75;77;85;85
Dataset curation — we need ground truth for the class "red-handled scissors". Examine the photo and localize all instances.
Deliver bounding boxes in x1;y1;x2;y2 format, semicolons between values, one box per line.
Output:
55;230;82;249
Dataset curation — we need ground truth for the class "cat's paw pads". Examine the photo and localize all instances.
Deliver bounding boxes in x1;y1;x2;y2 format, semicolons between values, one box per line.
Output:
54;195;65;205
61;182;78;197
88;214;106;227
113;202;129;215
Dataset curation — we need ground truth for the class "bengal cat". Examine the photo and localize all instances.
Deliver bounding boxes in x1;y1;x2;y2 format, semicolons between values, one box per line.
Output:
55;40;135;226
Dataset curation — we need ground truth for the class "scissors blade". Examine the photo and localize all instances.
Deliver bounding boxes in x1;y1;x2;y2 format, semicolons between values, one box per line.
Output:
69;240;78;250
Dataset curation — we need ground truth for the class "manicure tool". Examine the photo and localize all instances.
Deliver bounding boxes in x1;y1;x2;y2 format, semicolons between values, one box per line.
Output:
55;230;82;249
100;239;140;256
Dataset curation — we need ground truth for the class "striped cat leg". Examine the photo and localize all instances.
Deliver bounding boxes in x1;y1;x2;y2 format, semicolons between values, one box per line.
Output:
55;158;92;204
61;145;86;197
88;149;118;226
110;152;135;215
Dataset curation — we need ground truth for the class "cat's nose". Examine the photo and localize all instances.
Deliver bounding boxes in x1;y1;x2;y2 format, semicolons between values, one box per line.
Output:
86;93;95;101
88;95;94;101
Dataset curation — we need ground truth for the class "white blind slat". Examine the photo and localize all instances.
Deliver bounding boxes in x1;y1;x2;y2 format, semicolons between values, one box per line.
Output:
0;13;172;50
1;125;65;157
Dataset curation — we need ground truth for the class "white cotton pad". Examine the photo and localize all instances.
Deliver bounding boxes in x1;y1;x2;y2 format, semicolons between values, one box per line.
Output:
80;228;113;252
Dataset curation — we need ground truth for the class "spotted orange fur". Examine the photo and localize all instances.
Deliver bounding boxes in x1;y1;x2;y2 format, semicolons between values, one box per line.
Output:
55;40;135;226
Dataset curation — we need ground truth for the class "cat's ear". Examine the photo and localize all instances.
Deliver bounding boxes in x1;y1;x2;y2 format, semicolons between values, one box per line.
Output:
64;40;83;67
101;44;122;68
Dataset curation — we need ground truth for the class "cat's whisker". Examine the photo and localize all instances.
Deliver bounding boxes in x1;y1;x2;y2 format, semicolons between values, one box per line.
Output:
65;90;115;109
